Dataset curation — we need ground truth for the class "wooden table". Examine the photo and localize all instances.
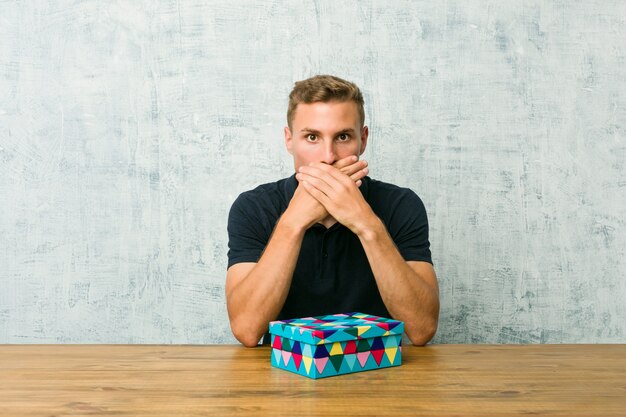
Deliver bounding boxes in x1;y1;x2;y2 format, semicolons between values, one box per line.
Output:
1;344;625;416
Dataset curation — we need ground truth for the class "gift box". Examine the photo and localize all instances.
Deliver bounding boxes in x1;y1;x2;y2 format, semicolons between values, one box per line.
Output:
269;312;404;379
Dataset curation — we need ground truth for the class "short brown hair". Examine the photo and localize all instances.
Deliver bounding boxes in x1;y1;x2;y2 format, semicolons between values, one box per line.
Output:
287;75;365;129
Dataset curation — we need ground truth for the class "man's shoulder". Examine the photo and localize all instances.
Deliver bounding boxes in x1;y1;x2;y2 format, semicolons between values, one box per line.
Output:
365;177;427;218
368;177;408;192
227;177;295;268
367;177;424;202
237;177;285;198
230;175;295;216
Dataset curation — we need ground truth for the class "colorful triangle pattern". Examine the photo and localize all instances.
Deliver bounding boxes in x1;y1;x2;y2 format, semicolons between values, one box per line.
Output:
270;334;402;378
269;312;404;345
269;311;404;379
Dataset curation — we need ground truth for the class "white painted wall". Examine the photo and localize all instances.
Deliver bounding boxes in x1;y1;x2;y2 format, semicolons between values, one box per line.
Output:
1;1;624;343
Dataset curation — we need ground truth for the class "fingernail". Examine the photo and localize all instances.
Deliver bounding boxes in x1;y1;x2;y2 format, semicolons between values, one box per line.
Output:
352;155;357;161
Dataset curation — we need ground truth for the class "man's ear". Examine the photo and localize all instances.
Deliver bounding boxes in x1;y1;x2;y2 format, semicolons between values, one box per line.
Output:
359;125;369;155
284;126;293;155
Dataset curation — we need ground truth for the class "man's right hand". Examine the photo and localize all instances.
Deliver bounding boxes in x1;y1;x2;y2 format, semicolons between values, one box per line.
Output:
282;156;369;231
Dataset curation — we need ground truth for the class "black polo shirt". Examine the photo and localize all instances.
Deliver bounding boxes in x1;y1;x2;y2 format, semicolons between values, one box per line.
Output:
227;175;432;327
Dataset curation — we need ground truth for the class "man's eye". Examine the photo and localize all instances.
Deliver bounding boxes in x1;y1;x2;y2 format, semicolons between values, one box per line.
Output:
307;134;317;141
337;134;350;141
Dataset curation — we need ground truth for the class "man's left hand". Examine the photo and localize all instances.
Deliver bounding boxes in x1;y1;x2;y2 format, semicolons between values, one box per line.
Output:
296;162;377;235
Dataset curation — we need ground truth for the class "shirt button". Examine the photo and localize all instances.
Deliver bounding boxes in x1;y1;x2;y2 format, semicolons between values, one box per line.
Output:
323;253;328;258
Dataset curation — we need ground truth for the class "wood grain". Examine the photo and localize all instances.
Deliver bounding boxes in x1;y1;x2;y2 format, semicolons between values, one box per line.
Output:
1;344;625;416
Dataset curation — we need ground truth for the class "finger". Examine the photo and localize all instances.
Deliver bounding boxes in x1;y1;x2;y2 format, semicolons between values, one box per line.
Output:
299;165;345;192
296;172;335;197
341;159;368;177
332;155;358;170
350;167;369;182
356;179;363;188
306;162;355;187
301;181;331;207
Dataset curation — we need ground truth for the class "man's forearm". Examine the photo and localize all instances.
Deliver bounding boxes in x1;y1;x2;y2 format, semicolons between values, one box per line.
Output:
356;216;440;345
227;216;306;346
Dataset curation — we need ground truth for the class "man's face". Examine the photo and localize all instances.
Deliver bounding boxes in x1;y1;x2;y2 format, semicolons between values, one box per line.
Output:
284;100;368;171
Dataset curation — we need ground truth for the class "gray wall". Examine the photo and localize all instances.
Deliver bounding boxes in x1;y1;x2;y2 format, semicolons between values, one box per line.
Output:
1;1;624;344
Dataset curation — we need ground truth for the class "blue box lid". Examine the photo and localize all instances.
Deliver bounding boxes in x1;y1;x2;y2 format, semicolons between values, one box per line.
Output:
269;312;404;345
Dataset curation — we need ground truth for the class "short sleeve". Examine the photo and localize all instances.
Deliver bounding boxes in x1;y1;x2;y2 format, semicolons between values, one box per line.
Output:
227;193;272;269
386;189;433;264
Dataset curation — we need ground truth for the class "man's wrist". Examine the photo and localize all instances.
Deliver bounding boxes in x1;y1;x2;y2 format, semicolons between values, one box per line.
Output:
277;210;308;237
353;213;386;242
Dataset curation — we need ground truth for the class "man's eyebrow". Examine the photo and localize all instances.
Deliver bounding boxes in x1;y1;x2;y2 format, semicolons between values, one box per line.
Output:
300;128;322;134
299;128;357;134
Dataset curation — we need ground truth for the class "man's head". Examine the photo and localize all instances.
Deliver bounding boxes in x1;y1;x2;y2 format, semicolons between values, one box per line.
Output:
287;75;365;130
285;75;368;171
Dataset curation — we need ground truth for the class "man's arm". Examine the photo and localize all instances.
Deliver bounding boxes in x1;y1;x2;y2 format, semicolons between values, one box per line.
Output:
226;212;307;347
297;163;439;345
226;157;369;347
356;219;439;345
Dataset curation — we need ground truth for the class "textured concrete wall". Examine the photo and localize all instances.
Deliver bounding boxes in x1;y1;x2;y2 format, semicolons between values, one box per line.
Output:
1;1;624;344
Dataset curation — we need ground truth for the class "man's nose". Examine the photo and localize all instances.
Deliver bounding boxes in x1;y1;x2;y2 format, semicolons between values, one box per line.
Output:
320;142;336;164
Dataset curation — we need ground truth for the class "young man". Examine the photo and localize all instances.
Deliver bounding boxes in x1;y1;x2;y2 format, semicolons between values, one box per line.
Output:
226;75;439;347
